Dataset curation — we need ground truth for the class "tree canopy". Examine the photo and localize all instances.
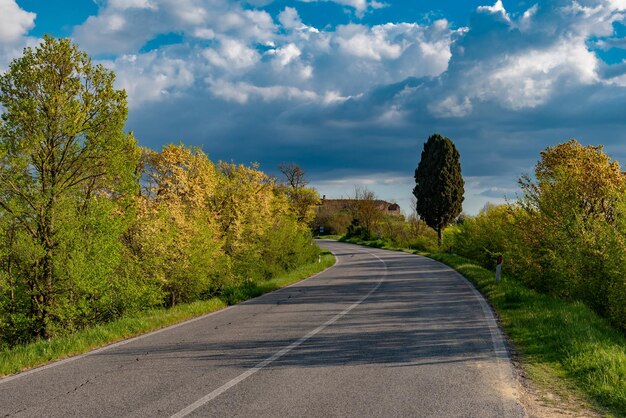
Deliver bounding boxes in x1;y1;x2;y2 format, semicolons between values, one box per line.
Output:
0;36;322;347
413;133;464;246
278;163;319;224
0;35;138;338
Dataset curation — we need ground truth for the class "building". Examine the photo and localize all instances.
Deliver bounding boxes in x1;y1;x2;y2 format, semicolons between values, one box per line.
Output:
317;196;401;216
313;196;402;235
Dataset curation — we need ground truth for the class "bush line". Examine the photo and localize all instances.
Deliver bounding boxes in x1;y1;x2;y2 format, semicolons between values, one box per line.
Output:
0;252;335;378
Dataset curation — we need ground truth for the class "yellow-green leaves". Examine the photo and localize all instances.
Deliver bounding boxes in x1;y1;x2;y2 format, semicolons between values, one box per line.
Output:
0;38;319;345
529;139;625;224
132;144;318;306
451;139;626;334
135;145;224;306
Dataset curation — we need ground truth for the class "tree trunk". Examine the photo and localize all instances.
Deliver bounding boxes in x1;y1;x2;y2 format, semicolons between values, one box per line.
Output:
40;248;53;339
37;195;56;339
8;254;15;313
437;227;442;248
7;225;15;313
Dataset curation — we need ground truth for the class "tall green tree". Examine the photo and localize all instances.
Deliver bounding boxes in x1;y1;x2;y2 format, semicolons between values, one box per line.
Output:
0;36;138;338
413;133;464;246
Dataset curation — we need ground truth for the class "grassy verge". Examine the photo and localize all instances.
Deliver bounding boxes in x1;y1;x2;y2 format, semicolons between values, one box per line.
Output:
220;252;335;304
340;236;397;249
342;237;626;416
0;251;335;378
315;234;343;240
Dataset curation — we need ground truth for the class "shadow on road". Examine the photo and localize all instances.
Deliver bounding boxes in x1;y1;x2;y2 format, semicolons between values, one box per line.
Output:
98;252;496;371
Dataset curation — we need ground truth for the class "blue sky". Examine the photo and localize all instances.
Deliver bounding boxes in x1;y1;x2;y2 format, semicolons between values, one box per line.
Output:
3;0;626;214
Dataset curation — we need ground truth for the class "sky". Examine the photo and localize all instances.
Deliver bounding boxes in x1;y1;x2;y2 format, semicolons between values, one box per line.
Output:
2;0;626;214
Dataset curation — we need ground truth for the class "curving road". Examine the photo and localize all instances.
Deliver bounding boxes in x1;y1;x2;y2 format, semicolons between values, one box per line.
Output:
0;240;524;417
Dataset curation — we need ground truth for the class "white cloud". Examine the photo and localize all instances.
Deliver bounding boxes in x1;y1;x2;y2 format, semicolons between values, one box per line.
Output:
299;65;314;79
278;7;303;30
335;24;402;60
301;21;457;95
268;43;301;66
108;51;195;107
519;4;538;31
477;0;510;21
215;9;276;41
172;3;207;25
422;2;608;112
0;1;38;73
108;0;157;11
68;0;626;217
473;39;598;109
71;0;458;111
298;0;385;17
73;0;277;55
203;38;260;70
323;90;350;104
193;27;215;39
208;79;318;103
0;0;35;42
428;96;473;118
376;105;406;125
607;0;626;9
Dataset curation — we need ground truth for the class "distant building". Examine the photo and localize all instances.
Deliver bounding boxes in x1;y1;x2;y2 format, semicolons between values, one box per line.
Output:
317;196;401;216
313;196;401;235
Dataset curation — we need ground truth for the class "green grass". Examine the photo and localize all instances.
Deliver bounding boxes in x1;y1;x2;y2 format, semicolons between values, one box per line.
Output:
0;251;335;378
344;237;626;416
220;252;336;304
430;253;626;416
315;234;343;240
340;236;396;249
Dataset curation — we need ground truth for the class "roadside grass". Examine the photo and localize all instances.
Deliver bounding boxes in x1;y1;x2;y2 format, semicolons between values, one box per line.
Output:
0;251;335;378
221;252;335;304
340;236;395;249
343;237;626;417
315;234;343;240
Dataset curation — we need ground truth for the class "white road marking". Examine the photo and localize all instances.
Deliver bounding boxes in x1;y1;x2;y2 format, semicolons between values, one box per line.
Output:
170;250;387;418
0;246;337;385
450;265;516;375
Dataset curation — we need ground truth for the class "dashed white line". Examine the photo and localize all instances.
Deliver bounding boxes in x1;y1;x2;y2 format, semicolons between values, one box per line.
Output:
170;250;387;418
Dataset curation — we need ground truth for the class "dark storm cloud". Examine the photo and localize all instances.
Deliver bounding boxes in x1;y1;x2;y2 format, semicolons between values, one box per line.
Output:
6;0;626;212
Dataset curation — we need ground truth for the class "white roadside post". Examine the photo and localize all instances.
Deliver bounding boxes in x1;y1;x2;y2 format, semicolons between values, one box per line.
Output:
495;255;502;283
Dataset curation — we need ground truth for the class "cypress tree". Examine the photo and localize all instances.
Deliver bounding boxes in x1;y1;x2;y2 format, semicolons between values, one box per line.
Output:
413;133;464;247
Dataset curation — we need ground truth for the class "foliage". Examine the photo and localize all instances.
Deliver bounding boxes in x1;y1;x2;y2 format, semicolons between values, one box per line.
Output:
278;163;320;224
446;203;518;269
134;145;226;306
449;140;626;333
0;250;334;377
345;219;371;240
350;186;383;238
516;140;626;323
413;133;464;246
0;36;139;339
0;38;322;348
312;203;351;235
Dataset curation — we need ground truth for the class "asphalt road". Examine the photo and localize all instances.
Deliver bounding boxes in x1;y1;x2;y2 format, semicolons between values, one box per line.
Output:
0;240;524;417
